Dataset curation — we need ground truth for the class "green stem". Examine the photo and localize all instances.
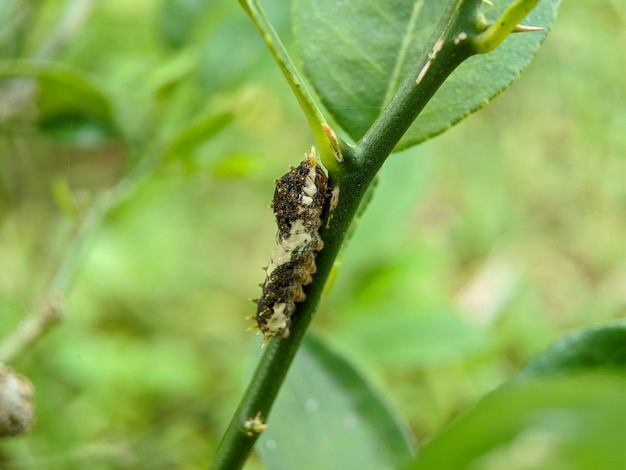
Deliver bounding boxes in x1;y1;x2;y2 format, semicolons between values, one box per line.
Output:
209;290;319;470
211;148;363;470
475;0;541;53
0;194;109;363
211;0;543;468
357;0;479;173
0;144;162;364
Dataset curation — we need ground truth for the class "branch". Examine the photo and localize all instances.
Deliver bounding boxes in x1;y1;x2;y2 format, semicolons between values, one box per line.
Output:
211;0;544;468
475;0;542;53
0;193;109;363
0;138;169;362
0;294;63;364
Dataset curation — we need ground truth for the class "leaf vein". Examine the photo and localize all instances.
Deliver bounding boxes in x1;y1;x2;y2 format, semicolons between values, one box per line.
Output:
382;0;424;107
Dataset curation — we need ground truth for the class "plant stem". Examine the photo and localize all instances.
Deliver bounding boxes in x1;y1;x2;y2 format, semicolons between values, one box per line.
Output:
475;0;541;52
358;0;479;170
211;0;544;467
209;300;317;470
0;193;110;363
211;150;365;470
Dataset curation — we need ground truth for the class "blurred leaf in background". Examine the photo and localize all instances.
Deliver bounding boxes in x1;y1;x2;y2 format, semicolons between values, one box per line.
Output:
409;323;626;469
0;0;624;469
410;376;625;470
1;61;119;146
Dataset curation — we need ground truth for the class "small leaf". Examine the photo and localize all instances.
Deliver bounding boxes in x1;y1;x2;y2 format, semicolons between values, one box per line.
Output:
256;333;415;470
0;60;118;145
407;377;625;469
513;321;626;382
293;0;561;150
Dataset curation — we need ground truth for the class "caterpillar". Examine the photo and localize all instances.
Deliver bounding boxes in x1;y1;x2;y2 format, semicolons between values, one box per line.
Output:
251;148;329;343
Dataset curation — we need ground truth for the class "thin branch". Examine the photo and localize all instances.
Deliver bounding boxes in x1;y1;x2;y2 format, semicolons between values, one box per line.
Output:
0;135;167;362
0;193;110;363
0;363;35;437
210;0;545;468
475;0;542;52
0;294;63;364
210;0;476;467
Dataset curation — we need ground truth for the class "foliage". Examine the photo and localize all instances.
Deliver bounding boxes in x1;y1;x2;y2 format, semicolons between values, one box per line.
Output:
293;0;558;149
0;0;623;469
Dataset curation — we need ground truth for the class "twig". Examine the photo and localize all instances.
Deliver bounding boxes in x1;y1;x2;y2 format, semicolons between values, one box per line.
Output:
0;132;163;360
0;192;110;363
0;294;64;364
211;0;546;468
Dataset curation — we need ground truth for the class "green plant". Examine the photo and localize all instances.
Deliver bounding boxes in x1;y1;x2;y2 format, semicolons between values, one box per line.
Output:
211;0;624;469
0;0;623;469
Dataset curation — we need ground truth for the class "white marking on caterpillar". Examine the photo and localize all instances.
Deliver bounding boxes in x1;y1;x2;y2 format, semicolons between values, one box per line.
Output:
252;148;329;343
266;220;312;276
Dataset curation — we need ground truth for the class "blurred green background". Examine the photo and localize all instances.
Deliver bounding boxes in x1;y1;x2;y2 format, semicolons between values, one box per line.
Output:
0;0;623;468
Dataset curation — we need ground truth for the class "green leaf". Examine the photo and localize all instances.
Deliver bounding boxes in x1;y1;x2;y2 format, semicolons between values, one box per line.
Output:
331;310;489;368
406;323;626;469
514;322;626;382
407;377;625;470
292;0;561;150
0;60;118;146
256;333;415;470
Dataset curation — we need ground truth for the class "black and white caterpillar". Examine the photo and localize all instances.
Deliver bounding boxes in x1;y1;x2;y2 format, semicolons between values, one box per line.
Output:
251;148;329;342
